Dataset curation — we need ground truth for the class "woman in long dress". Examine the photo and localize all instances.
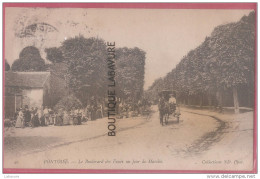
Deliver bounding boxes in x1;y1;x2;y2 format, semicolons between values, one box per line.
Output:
31;108;40;127
48;108;54;125
63;111;69;125
55;109;63;126
15;109;24;128
37;108;45;126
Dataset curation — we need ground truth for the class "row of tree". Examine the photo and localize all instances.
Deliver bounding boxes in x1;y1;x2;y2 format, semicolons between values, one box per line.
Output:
147;11;255;113
7;36;146;108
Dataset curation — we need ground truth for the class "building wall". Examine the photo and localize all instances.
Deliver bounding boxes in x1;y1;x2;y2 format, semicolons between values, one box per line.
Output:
22;89;44;108
4;88;43;118
43;76;51;107
4;95;15;118
4;71;67;118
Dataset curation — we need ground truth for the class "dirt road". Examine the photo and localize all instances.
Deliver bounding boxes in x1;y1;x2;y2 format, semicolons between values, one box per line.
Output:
4;106;254;171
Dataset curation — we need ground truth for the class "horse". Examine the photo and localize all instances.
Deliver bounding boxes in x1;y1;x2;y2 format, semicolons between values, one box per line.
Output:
159;100;171;126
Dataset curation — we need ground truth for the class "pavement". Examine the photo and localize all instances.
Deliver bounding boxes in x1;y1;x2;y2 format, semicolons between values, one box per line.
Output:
3;106;254;171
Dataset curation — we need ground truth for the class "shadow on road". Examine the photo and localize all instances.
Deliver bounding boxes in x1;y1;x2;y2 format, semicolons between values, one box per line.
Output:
4;136;61;155
166;120;180;125
171;110;228;157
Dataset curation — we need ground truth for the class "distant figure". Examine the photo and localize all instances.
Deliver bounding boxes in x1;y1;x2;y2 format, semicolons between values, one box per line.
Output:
137;100;142;114
68;110;74;125
73;108;81;125
77;109;82;125
55;109;63;126
31;107;40;127
169;94;176;113
118;102;123;115
169;94;176;104
96;105;102;119
123;103;129;118
48;108;54;125
15;108;24;128
14;108;19;119
37;107;45;126
81;108;88;122
158;98;168;124
86;105;91;118
24;105;31;127
90;97;97;121
63;111;70;125
158;98;164;124
99;104;104;118
43;107;50;125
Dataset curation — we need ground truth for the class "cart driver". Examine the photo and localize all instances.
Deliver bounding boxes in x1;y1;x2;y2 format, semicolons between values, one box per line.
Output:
169;94;176;114
169;94;176;104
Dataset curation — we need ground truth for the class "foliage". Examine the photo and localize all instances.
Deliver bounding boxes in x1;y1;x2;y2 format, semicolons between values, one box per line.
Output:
60;36;107;105
5;59;10;71
47;36;146;106
116;47;146;102
148;11;255;107
11;46;46;71
45;47;64;63
54;94;82;111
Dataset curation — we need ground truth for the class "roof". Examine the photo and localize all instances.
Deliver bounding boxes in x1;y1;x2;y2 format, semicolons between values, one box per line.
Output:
158;90;176;97
5;71;50;88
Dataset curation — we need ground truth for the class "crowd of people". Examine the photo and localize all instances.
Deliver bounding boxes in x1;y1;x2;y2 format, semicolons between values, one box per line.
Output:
13;105;90;128
117;99;152;118
7;98;152;129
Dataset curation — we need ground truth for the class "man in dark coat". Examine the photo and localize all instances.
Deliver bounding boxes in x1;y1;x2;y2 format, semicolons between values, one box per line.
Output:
158;97;167;124
24;105;31;127
90;97;97;121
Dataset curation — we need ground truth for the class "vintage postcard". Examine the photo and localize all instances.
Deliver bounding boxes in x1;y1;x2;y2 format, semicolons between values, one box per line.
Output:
2;3;257;173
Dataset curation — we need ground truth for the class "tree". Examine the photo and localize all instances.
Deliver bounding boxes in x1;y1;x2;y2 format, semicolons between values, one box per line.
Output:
11;46;46;71
147;78;165;103
147;11;255;113
116;47;146;103
45;47;64;63
54;94;82;111
60;36;107;105
207;11;255;113
5;59;10;71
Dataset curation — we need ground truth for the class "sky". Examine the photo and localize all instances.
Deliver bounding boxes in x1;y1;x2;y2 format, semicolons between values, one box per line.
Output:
5;8;252;89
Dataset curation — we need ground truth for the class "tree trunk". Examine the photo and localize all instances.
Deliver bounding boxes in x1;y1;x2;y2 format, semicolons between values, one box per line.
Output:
233;86;239;114
248;90;251;108
208;95;212;108
188;97;191;106
216;90;223;112
199;94;203;108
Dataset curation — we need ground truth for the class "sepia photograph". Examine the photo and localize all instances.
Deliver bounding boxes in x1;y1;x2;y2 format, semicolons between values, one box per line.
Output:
2;3;257;173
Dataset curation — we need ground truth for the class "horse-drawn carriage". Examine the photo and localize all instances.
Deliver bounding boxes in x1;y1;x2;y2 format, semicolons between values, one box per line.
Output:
158;90;181;126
